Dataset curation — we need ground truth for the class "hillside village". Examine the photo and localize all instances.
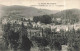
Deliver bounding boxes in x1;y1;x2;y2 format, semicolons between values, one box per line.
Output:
1;15;80;51
1;17;80;40
0;5;80;51
2;17;80;32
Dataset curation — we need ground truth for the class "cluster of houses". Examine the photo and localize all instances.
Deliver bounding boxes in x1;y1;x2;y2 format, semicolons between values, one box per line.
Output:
2;17;80;32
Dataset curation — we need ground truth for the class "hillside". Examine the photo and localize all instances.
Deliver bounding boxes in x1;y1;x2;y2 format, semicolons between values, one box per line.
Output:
1;5;80;24
1;5;59;20
51;9;80;24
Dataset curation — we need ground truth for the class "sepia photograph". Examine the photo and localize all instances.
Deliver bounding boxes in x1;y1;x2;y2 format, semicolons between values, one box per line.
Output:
0;0;80;51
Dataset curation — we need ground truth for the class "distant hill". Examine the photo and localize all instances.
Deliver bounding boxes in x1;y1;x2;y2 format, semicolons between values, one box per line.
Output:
0;5;59;20
51;9;80;24
1;5;80;24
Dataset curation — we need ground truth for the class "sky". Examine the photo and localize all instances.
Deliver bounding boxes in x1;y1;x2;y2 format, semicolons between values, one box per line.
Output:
0;0;80;10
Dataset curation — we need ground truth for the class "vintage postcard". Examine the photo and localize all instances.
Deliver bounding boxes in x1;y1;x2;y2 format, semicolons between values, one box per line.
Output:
0;0;80;51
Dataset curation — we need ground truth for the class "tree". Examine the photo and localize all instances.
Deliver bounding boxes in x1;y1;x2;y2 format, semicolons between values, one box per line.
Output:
33;15;52;24
50;41;62;51
2;22;11;49
18;22;33;51
31;36;49;51
33;16;40;23
66;29;80;51
44;28;52;38
2;21;33;51
9;30;20;50
40;15;52;24
2;22;20;51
